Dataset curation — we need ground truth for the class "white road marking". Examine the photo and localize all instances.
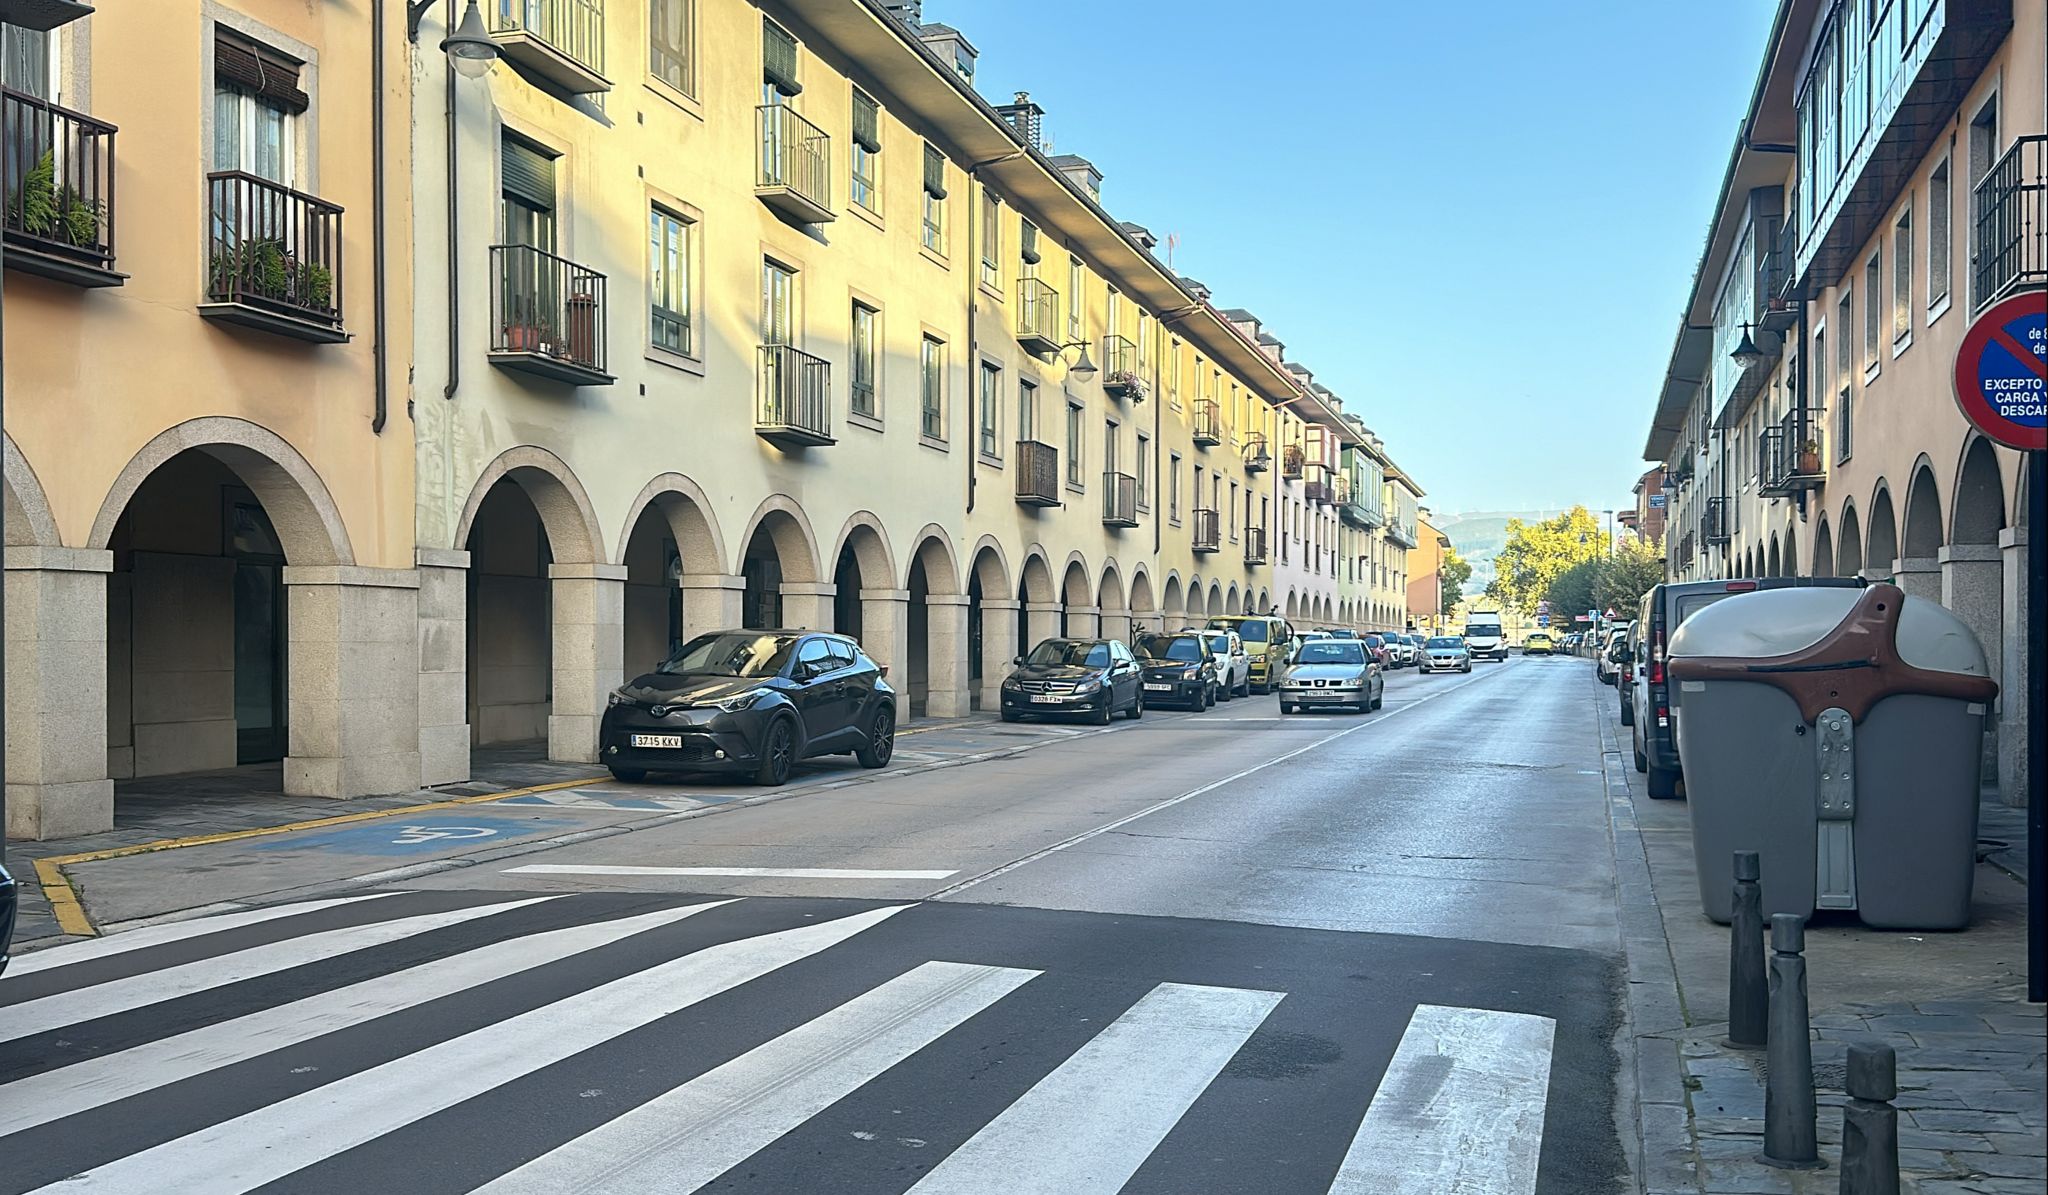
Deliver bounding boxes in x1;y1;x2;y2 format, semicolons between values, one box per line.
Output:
0;897;553;1045
0;901;728;1137
506;864;960;881
1328;1003;1557;1195
475;961;1038;1193
30;905;911;1195
904;982;1284;1195
1;893;400;977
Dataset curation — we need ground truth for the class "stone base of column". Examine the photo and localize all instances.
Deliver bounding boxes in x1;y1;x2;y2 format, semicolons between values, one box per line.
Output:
1099;608;1133;645
547;563;626;766
417;548;471;787
780;582;837;633
1065;604;1101;639
1998;527;2029;808
1892;556;1941;604
283;565;423;798
5;546;115;839
977;598;1020;710
923;593;972;718
1024;601;1063;651
860;587;911;681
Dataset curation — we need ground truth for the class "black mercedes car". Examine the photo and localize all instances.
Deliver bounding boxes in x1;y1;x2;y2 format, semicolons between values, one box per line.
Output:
1;862;15;977
999;637;1144;724
1132;631;1220;709
600;630;896;786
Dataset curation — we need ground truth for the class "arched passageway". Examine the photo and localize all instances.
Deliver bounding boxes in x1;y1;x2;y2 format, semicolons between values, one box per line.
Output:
619;482;723;679
1099;563;1129;645
1812;518;1835;578
1865;488;1898;581
1898;463;1945;602
1061;558;1096;638
1838;503;1864;577
739;500;823;631
1018;552;1058;658
967;544;1014;711
905;532;966;718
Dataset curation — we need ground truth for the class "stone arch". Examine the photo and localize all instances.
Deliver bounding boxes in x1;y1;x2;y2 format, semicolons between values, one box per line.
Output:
1206;580;1223;622
1838;500;1865;577
966;538;1015;711
1018;546;1056;604
1767;535;1781;578
1161;572;1185;627
968;535;1013;594
1060;554;1094;637
4;432;60;547
1128;564;1157;627
1866;483;1899;579
451;445;602;566
1943;436;2008;710
904;527;966;717
618;473;730;677
617;473;726;575
1813;516;1835;578
829;511;899;591
92;416;355;565
1901;457;1945;559
1098;560;1131;644
829;511;897;645
1286;591;1300;620
1225;582;1241;618
1784;524;1799;577
1951;435;2005;547
905;525;962;595
1017;546;1058;659
736;494;823;584
1258;587;1270;615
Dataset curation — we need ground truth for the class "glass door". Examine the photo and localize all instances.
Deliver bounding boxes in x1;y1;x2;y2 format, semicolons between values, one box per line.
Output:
227;492;288;764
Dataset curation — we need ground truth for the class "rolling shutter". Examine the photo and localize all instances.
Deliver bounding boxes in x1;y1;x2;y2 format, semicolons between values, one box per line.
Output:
501;135;557;211
215;28;309;115
763;19;802;96
923;143;947;200
851;89;881;153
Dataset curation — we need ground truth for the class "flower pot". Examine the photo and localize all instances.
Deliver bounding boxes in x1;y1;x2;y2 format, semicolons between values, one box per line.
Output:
1798;449;1821;476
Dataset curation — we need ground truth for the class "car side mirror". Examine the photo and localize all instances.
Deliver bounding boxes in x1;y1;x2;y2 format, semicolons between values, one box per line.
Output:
1012;656;1024;666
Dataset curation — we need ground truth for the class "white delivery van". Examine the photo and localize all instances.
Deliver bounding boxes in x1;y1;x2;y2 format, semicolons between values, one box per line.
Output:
1464;611;1506;661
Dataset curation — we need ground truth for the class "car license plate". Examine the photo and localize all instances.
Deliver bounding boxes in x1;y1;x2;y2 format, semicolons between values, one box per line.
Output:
630;733;683;749
1143;683;1173;692
1030;694;1065;704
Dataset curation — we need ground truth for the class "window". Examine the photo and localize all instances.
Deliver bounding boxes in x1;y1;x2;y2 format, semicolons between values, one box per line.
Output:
214;31;307;185
1106;287;1122;341
921;144;946;253
650;0;694;95
500;134;556;250
1861;251;1880;373
1168;338;1183;406
1168;453;1182;521
1891;206;1912;346
1928;157;1951;309
649;206;692;355
1018;378;1038;442
1104;419;1119;476
1228;481;1239;540
1019;218;1041;276
1066;402;1084;486
1836;291;1853;378
1136;433;1150;509
920;335;946;439
850;301;879;417
1067;256;1084;342
760;259;796;345
980;191;1000;288
850;89;880;213
3;24;51;97
979;361;1002;459
1969;94;1999;305
1193;465;1205;513
762;18;799;102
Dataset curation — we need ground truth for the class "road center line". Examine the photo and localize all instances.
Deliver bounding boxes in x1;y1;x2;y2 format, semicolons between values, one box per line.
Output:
506;864;960;881
925;663;1517;899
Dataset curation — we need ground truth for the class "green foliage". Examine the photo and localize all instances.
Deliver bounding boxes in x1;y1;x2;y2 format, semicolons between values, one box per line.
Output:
1483;506;1610;615
1543;558;1603;628
10;150;103;248
211;238;336;312
1596;536;1666;618
1439;546;1473;615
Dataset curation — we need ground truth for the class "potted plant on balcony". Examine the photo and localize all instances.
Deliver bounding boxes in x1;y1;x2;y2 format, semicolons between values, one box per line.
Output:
565;289;600;367
1102;367;1148;401
1797;437;1822;477
9;150;102;252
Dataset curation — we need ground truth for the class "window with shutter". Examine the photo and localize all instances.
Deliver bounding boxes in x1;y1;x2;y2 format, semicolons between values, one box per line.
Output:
762;19;800;97
1019;219;1040;267
851;89;880;212
650;0;693;95
922;144;947;199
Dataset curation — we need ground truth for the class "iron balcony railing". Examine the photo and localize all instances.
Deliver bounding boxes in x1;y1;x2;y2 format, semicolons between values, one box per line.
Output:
488;243;610;382
1703;496;1731;545
2;86;117;283
1303;478;1334;506
1192;399;1222;446
205;170;343;328
1016;277;1060;356
1757;425;1789;495
1101;333;1146;400
1015;440;1060;506
1244;524;1268;566
488;0;606;80
1754;214;1799;332
757;103;833;222
1101;471;1138;527
1777;406;1825;490
757;343;834;446
1280;443;1304;479
1191;508;1221;553
1973;134;2046;308
1242;432;1271;471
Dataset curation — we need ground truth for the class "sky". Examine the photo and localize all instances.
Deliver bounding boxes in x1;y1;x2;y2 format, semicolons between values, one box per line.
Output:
948;0;1779;516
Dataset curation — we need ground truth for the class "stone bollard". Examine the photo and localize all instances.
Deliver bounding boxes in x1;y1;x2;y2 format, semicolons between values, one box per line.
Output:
1760;913;1824;1169
1839;1042;1900;1195
1726;850;1768;1050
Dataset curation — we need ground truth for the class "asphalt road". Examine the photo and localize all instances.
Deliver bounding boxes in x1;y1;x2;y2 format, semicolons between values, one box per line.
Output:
0;655;1630;1194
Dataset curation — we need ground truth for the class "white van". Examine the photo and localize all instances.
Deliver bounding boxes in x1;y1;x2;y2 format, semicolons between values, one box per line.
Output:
1463;611;1506;661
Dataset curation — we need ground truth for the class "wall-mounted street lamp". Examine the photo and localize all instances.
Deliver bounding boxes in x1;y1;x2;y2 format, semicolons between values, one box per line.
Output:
436;0;501;76
1050;339;1098;381
1729;321;1764;370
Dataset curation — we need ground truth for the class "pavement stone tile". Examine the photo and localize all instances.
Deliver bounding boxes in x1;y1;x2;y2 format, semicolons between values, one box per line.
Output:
1981;1132;2046;1156
1961;1151;2048;1180
1897;1127;1997;1153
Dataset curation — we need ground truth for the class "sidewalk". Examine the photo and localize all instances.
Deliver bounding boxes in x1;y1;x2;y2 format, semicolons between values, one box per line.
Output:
1600;681;2045;1194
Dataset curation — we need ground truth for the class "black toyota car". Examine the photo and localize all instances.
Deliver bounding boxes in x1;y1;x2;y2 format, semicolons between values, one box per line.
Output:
600;630;896;786
999;637;1144;723
1133;630;1221;709
1;862;15;978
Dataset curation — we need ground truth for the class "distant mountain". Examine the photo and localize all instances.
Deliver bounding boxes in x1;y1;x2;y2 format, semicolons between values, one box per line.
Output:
1433;510;1568;595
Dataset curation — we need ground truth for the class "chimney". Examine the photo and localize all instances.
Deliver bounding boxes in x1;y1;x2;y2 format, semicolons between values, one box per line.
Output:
916;22;978;86
1256;331;1285;364
1048;153;1102;200
995;91;1045;150
1121;221;1158;250
1179;275;1211;300
883;1;922;27
1220;307;1260;340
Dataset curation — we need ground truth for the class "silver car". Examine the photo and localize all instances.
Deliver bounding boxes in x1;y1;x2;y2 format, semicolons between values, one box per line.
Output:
1278;638;1383;714
1418;635;1472;673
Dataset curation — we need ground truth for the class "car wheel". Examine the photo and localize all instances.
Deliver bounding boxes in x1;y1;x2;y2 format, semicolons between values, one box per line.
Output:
855;706;896;768
1633;732;1649;773
1092;699;1114;726
1000;708;1020;723
1125;694;1144;720
1237;678;1251;697
1280;702;1295;715
1619;697;1634;727
607;766;647;783
1202;685;1215;709
752;717;797;787
1648;765;1681;800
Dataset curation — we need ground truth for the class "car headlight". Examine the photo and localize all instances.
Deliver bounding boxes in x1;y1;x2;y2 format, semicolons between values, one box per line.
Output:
607;691;630;708
1182;665;1201;680
710;688;770;713
1075;679;1102;695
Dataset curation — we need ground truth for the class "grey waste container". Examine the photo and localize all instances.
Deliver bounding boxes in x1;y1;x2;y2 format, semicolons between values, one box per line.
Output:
1668;582;1996;930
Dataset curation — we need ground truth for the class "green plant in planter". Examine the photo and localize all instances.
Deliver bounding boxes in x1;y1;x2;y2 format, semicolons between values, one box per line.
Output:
292;260;334;310
11;150;58;236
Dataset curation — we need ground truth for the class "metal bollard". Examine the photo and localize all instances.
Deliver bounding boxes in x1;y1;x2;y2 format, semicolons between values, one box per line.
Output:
1726;850;1767;1050
1838;1042;1900;1195
1760;913;1824;1169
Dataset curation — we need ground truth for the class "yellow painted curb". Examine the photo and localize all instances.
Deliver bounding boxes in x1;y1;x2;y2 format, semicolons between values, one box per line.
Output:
31;775;605;938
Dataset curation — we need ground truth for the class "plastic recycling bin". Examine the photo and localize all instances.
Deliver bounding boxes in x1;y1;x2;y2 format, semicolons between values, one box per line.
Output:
1667;583;1997;930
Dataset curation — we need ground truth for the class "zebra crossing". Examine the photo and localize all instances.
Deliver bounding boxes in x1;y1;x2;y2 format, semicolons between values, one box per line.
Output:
0;890;1589;1195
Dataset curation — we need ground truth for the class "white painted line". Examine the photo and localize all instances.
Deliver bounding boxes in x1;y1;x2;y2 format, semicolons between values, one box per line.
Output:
0;897;553;1045
0;901;729;1136
506;864;960;881
476;960;1039;1193
927;665;1506;898
905;982;1283;1195
1328;1003;1557;1195
2;893;400;977
35;906;911;1195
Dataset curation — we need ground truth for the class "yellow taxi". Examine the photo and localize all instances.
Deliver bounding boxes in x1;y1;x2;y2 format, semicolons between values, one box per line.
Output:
1523;630;1557;656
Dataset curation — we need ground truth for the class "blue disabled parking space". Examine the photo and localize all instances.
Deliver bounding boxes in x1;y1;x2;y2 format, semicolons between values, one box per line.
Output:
249;813;586;857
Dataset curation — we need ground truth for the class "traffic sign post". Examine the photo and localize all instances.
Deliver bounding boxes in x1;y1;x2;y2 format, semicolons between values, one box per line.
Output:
1953;289;2046;1004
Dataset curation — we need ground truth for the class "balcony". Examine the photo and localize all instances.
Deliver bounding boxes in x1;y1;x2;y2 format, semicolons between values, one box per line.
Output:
756;104;834;225
1703;496;1731;545
1336;479;1378;530
2;87;120;287
487;0;610;94
200;171;346;343
1280;443;1303;480
1101;334;1147;400
487;244;612;385
1758;214;1801;334
756;343;834;448
1385;520;1419;549
1014;440;1060;507
1192;399;1222;447
1973;134;2046;308
1242;432;1271;472
1303;478;1334;507
1761;407;1825;495
1191;508;1221;554
1015;277;1061;358
1244;525;1268;566
1101;471;1138;527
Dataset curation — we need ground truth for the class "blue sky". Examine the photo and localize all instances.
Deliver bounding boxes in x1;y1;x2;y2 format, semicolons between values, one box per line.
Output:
955;0;1778;516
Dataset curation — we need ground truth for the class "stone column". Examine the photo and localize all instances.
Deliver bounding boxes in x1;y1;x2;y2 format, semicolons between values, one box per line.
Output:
5;546;114;839
924;592;972;718
284;565;423;798
1099;606;1133;645
547;563;626;765
978;598;1020;710
680;573;745;639
1024;601;1063;650
1941;542;2005;773
416;548;470;787
779;581;836;632
1065;604;1101;638
1892;556;1941;605
1999;527;2029;808
859;588;911;681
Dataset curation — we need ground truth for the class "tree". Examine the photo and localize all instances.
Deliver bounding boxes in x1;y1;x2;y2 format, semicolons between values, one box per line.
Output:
1439;547;1472;616
1596;536;1665;619
1543;558;1603;631
1484;507;1610;615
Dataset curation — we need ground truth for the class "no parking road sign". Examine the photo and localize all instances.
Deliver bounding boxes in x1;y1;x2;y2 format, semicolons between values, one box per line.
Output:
1953;291;2047;451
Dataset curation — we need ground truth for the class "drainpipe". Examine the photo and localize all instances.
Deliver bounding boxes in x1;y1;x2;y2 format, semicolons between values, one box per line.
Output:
371;0;390;431
1792;302;1810;522
964;166;977;514
441;8;459;400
